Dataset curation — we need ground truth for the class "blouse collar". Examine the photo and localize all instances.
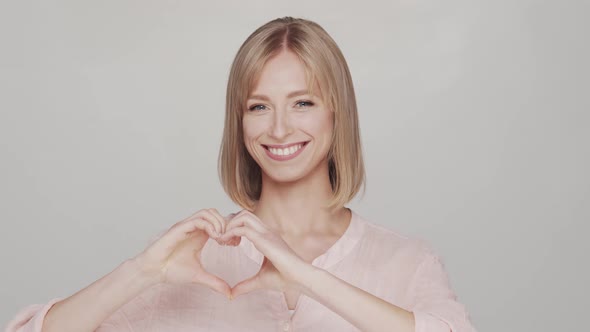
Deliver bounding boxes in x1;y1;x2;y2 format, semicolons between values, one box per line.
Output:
238;209;366;269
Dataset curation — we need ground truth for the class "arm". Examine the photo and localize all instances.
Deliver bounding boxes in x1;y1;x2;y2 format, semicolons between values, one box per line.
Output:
406;252;476;332
296;264;415;332
295;252;476;332
222;211;474;331
5;258;159;332
4;298;63;332
42;258;159;332
6;209;231;332
220;212;413;331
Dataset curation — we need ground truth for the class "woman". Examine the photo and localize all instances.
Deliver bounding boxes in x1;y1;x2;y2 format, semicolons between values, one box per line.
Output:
6;17;475;332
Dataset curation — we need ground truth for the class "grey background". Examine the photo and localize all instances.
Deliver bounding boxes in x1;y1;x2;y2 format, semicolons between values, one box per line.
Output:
1;0;588;331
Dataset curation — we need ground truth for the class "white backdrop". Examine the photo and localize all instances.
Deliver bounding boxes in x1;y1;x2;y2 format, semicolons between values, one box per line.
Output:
1;1;588;331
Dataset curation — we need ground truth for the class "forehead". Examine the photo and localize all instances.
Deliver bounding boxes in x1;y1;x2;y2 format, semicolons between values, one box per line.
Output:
249;50;311;96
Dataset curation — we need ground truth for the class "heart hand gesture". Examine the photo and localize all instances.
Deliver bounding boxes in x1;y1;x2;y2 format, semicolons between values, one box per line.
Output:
132;208;236;298
218;210;309;299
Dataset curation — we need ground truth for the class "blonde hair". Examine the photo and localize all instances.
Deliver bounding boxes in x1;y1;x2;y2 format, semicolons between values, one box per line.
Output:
218;16;365;211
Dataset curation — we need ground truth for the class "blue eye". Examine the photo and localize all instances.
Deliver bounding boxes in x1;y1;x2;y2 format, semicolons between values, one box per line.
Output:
248;104;267;111
295;100;314;108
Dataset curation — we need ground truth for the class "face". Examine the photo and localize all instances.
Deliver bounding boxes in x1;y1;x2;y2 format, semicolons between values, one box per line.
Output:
243;50;333;184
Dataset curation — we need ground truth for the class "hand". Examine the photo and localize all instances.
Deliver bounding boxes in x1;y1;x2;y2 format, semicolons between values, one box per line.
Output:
218;210;309;299
132;208;236;298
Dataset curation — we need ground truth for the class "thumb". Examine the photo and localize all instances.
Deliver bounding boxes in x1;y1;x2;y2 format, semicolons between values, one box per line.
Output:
231;274;262;299
195;272;232;300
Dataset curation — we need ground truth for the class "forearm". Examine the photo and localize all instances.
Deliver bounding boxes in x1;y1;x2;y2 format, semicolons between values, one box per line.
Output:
42;258;159;332
296;265;415;332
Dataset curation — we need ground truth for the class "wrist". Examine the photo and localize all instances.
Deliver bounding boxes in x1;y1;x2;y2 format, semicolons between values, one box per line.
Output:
126;256;164;287
293;261;322;295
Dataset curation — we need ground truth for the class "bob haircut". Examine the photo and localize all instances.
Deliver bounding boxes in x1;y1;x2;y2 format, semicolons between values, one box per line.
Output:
218;16;365;211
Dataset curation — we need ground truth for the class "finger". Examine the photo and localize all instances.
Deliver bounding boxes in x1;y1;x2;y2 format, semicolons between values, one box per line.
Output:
190;217;220;239
226;212;267;233
158;218;217;250
218;225;257;243
220;222;241;243
221;235;241;246
201;220;220;239
198;209;223;235
224;212;238;223
198;212;231;246
231;274;262;299
222;236;240;247
195;213;232;246
177;209;222;237
195;271;232;299
206;208;228;234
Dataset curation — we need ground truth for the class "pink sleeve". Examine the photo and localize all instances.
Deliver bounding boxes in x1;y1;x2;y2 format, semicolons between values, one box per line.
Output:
4;298;63;332
407;251;477;332
4;297;127;332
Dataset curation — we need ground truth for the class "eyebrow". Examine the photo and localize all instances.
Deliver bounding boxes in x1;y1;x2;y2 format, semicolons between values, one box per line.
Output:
247;89;313;102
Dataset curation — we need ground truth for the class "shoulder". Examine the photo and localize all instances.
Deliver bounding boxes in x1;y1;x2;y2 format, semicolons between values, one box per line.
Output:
352;211;437;266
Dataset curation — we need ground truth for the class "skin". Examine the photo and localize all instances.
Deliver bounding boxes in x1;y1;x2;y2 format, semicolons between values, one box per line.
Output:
40;49;415;332
217;49;416;331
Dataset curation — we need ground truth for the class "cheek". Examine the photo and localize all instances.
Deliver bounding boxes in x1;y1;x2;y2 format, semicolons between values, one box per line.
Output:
242;117;267;158
299;111;334;140
242;117;262;141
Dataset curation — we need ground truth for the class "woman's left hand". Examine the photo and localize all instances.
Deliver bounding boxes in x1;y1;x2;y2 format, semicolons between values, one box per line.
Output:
217;210;310;299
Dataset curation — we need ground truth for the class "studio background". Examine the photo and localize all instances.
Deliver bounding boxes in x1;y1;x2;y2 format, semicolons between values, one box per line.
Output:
1;1;588;331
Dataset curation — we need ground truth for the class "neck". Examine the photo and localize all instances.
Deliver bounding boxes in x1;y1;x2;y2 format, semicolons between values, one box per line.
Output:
253;160;349;237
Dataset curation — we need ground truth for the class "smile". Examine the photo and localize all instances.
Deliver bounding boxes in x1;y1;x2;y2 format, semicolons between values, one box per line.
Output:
262;142;309;161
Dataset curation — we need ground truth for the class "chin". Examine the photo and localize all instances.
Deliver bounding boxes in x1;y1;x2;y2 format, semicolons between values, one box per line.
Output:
263;169;309;184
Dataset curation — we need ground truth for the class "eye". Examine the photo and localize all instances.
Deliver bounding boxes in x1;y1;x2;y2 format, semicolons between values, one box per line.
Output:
248;104;267;112
295;100;314;108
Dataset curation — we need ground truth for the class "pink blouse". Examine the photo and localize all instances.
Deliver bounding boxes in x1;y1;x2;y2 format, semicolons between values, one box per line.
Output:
5;210;476;331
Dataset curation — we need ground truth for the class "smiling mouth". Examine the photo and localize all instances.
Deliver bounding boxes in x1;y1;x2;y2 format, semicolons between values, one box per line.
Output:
262;141;309;160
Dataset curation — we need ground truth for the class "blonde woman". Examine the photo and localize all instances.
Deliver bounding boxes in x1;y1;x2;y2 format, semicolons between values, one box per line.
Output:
6;17;476;332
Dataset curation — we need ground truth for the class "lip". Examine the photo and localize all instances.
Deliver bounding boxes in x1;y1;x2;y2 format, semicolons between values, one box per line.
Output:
262;141;309;161
263;141;309;149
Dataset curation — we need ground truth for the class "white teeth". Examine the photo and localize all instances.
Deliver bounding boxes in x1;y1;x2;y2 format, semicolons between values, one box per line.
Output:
267;144;303;157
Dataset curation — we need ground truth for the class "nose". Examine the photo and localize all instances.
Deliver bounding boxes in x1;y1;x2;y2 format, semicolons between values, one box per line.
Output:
268;109;293;140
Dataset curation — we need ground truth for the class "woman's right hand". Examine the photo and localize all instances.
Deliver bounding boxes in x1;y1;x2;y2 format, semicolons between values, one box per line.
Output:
131;208;235;298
